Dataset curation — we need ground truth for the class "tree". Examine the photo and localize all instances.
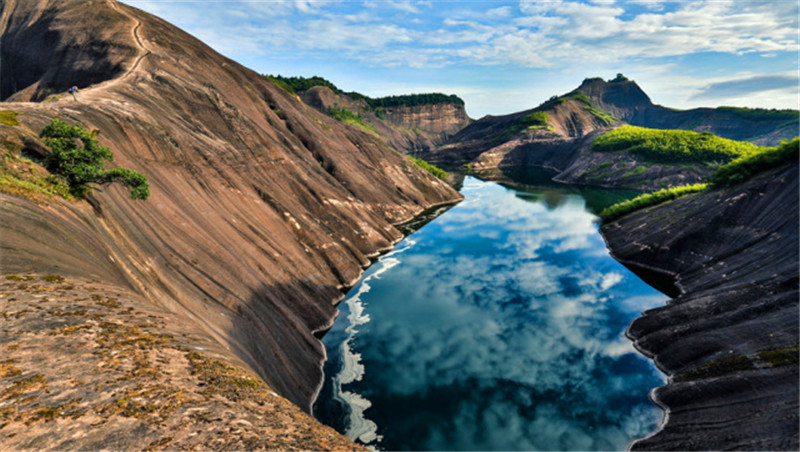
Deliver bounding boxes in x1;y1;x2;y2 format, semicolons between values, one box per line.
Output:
39;119;150;200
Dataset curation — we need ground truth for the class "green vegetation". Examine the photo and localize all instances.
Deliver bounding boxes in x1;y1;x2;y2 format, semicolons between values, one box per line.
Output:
710;138;799;187
327;105;377;134
367;93;464;108
408;156;447;179
265;74;464;108
584;104;615;125
40;119;150;200
718;106;799;123
609;73;629;83
592;125;760;164
599;183;708;222
622;165;647;178
567;91;591;105
520;111;549;127
0;111;19;126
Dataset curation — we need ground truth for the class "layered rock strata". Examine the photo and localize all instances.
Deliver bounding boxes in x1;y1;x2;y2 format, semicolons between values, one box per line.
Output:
601;163;799;450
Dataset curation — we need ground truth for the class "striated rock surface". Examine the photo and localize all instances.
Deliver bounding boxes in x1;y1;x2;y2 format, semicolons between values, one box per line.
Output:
1;0;460;446
299;86;471;154
601;163;799;450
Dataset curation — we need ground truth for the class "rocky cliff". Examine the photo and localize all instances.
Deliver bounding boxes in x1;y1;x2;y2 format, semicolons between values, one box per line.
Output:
299;85;471;154
578;78;798;146
601;162;799;450
0;0;460;447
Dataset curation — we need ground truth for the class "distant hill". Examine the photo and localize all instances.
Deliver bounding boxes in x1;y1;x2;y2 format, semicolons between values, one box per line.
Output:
428;75;797;190
266;75;472;154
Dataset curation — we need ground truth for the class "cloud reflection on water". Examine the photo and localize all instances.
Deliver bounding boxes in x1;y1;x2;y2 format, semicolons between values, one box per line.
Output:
316;176;666;451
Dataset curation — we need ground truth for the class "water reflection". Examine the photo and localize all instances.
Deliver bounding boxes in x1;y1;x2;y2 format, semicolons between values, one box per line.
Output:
314;175;666;451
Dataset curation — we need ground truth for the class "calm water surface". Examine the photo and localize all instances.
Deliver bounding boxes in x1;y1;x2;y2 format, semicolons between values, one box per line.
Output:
314;173;666;451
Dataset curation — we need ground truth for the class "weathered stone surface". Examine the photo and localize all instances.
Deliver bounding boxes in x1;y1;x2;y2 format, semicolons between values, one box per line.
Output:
0;0;460;445
299;86;472;154
601;163;799;450
0;274;365;451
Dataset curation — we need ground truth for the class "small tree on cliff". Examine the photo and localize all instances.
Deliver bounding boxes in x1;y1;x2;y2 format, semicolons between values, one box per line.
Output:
40;119;150;200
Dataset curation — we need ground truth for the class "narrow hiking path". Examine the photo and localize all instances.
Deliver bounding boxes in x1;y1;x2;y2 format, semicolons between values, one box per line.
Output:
77;0;152;100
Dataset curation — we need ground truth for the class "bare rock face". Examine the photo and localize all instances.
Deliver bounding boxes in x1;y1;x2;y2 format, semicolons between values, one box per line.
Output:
601;163;799;450
578;78;798;145
299;86;471;154
1;0;459;441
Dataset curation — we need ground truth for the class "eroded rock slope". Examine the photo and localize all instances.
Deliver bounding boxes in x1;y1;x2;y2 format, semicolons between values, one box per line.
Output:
601;162;799;450
1;0;460;441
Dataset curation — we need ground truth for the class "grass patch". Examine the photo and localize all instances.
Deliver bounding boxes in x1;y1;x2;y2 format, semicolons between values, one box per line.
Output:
622;165;647;178
0;111;19;126
327;105;378;134
584;105;616;125
710;138;798;187
592;125;761;164
600;183;708;222
187;352;269;403
408;156;447;180
42;274;64;282
520;111;549;127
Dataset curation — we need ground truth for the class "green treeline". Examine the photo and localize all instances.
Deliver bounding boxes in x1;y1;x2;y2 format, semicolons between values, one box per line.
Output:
265;74;464;108
592;125;759;164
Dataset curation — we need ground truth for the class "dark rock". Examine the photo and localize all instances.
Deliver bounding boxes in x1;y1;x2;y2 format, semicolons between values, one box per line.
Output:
601;163;799;450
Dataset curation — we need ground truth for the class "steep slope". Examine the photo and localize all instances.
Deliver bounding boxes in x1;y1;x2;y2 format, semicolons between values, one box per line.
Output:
601;163;799;450
294;84;472;154
1;0;459;435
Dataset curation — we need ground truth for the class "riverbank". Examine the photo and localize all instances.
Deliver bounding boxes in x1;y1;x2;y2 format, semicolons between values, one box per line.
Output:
601;162;799;450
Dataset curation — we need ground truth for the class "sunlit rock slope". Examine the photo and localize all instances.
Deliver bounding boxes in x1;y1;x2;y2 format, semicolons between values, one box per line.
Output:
0;0;460;445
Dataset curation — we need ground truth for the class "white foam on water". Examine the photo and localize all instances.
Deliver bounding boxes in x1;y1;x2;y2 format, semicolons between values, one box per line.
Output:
330;239;417;446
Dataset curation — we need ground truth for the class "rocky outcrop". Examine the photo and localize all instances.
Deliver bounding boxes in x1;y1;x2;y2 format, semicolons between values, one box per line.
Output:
0;0;460;445
299;86;471;154
578;78;798;145
431;77;796;190
601;163;799;450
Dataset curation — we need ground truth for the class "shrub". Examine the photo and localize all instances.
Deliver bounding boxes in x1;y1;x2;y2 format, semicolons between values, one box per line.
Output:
520;111;549;126
39;119;149;200
592;125;760;164
408;156;447;179
710;138;799;187
600;183;708;222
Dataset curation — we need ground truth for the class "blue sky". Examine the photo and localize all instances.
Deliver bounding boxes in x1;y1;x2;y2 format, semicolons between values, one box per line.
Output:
124;0;799;118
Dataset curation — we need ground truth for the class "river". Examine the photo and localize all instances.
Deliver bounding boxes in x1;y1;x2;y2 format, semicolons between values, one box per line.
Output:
314;170;667;451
